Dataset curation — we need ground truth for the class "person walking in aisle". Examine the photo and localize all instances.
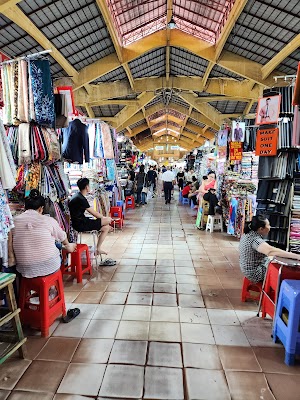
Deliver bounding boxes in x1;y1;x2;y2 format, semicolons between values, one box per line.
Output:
162;166;175;204
135;165;147;206
176;167;185;191
68;178;112;256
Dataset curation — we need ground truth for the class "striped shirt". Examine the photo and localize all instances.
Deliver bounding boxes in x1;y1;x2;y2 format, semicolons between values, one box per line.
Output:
239;231;267;282
12;209;67;278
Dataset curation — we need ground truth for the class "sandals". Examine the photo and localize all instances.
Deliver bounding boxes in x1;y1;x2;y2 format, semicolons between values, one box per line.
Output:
62;308;80;323
99;258;117;266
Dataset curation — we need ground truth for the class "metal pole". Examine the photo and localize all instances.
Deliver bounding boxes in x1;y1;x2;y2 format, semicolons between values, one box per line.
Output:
0;49;52;66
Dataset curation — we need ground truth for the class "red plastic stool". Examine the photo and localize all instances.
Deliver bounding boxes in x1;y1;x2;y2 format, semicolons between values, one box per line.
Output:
241;277;262;302
110;206;123;220
19;269;66;337
125;196;135;209
61;244;92;283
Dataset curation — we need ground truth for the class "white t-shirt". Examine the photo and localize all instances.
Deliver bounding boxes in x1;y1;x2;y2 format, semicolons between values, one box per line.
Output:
162;171;175;182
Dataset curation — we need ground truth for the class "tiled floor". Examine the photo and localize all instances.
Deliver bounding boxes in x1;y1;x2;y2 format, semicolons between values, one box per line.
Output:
1;195;299;399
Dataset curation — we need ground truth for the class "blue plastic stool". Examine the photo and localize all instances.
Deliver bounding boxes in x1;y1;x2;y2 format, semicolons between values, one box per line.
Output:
179;191;183;202
182;197;189;205
116;200;125;218
273;279;300;366
190;200;195;209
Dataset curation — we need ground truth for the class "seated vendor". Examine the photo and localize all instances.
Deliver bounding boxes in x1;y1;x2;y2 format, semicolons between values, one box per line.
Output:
181;182;192;198
10;189;76;278
68;178;112;256
239;215;300;283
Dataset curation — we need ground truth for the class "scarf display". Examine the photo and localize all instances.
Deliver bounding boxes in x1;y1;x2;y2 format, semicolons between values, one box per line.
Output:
106;159;115;181
7;124;60;165
28;60;55;128
1;58;54;127
101;122;114;159
0;119;16;190
0;180;14;242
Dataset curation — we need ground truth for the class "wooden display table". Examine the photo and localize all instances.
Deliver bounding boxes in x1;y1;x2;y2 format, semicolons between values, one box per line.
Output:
0;273;27;363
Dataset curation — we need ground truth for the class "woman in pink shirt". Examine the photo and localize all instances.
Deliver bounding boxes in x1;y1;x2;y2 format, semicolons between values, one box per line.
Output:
10;190;76;278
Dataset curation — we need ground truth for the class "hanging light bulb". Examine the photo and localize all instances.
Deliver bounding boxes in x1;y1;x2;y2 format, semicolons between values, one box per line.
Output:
167;15;177;29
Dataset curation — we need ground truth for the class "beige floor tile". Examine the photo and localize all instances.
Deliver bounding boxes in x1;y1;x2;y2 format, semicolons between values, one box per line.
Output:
154;283;177;293
177;283;201;295
144;366;184;399
93;304;124;320
212;325;250;347
66;303;98;319
99;364;144;398
253;347;300;374
122;305;151;321
151;306;179;322
106;281;131;292
57;363;106;396
22;337;48;360
207;309;240;325
109;340;147;365
179;308;210;324
130;282;154;293
185;368;230;400
181;323;215;344
155;274;177;284
72;338;114;363
8;392;53;400
52;319;90;338
183;343;222;369
0;359;31;390
127;292;153;305
100;292;128;305
83;319;119;339
147;342;182;368
133;273;155;282
135;265;156;273
116;321;149;340
178;294;204;308
111;272;134;282
81;281;108;292
153;293;177;306
266;373;300;400
74;291;103;304
149;322;181;342
203;296;233;309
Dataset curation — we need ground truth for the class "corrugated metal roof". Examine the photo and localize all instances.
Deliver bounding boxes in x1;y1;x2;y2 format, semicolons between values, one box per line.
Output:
171;94;190;108
92;104;124;117
18;0;115;71
76;106;87;115
129;119;147;129
276;48;300;75
250;102;258;114
188;117;206;128
0;15;66;77
92;66;127;84
145;96;163;110
209;100;247;114
170;47;208;77
129;48;166;79
224;0;300;68
210;64;244;80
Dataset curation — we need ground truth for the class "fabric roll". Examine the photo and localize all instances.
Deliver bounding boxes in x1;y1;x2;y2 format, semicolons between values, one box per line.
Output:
101;122;114;159
18;123;31;165
106;159;115;181
17;60;29;123
2;65;12;125
29;59;55;127
0;119;16;189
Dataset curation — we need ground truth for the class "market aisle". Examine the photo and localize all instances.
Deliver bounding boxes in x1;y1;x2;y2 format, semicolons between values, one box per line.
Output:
1;195;298;400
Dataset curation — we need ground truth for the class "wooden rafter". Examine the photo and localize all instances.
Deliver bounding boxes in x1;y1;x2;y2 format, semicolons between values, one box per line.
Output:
202;61;215;87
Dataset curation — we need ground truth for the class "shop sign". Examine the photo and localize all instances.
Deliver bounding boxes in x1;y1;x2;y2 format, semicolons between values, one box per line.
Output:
230;141;243;161
255;127;278;156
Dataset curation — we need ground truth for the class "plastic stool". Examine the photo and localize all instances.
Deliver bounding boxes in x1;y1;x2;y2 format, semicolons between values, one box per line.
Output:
182;197;189;205
61;244;92;283
241;277;262;302
110;206;123;220
19;269;66;337
116;200;125;218
125;196;135;209
206;215;223;233
273;279;300;365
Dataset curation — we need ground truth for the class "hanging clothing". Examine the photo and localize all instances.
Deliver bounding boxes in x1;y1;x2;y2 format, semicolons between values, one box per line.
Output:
18;123;31;165
0;180;14;242
17;60;29;123
28;59;55;127
106;159;115;181
62;119;90;164
0;119;16;190
101;122;114;159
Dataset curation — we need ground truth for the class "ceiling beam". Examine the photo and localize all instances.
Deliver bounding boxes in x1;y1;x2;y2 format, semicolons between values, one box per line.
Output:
74;77;262;105
85;104;95;118
0;0;21;13
3;6;79;81
123;63;135;90
115;92;155;128
215;0;248;60
127;123;149;137
243;99;255;115
202;62;215;87
261;33;300;79
196;96;250;103
74;29;279;89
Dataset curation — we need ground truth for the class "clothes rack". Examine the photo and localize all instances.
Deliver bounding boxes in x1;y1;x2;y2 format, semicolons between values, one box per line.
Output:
0;50;52;66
